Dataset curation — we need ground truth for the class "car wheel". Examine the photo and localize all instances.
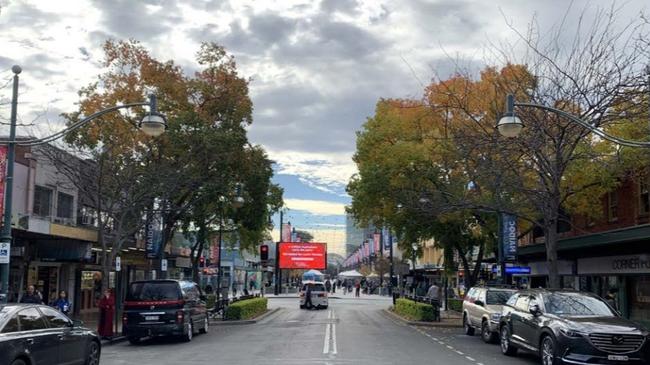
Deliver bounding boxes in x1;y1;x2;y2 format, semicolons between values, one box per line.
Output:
199;316;209;334
300;304;305;309
85;341;101;365
182;322;193;342
322;305;328;310
463;314;475;336
541;335;559;365
11;359;26;365
482;321;497;343
127;337;140;345
500;326;518;356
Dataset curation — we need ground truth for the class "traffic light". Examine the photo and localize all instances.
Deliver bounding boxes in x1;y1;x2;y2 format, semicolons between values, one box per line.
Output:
260;244;269;261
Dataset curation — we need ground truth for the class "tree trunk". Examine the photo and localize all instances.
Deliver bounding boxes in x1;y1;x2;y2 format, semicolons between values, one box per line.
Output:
544;221;560;288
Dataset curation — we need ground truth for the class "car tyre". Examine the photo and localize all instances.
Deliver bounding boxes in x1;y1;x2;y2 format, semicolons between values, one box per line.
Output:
11;359;26;365
322;305;328;310
85;340;101;365
500;326;518;356
127;337;141;345
300;304;305;309
482;320;498;343
541;335;560;365
182;321;193;342
463;314;475;336
199;316;209;334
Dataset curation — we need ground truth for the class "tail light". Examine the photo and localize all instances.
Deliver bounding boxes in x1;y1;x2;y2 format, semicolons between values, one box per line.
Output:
176;310;184;324
122;313;128;325
317;294;325;297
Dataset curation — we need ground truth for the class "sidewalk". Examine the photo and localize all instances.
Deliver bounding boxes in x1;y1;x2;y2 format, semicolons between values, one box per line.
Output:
73;311;125;345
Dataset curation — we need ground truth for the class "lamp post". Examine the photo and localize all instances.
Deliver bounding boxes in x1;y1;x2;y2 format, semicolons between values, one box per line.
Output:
215;187;244;304
0;66;166;304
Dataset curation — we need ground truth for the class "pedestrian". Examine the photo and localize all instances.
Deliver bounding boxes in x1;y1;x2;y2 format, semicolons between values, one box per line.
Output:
232;281;238;297
332;281;336;294
48;289;58;306
426;282;440;303
325;280;332;293
249;279;255;293
20;285;42;304
355;281;361;297
97;289;115;339
605;288;618;311
304;284;313;309
53;290;71;315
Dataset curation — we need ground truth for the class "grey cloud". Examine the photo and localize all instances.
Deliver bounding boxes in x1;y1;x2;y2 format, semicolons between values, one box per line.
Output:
320;0;359;14
2;1;60;27
90;0;182;41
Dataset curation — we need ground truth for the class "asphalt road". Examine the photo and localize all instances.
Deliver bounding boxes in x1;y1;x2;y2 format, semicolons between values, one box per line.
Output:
100;295;541;365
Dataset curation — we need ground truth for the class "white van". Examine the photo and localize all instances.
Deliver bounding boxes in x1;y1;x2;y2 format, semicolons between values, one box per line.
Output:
299;281;328;309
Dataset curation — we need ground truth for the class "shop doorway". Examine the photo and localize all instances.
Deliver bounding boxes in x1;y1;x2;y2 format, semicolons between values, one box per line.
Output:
28;264;60;304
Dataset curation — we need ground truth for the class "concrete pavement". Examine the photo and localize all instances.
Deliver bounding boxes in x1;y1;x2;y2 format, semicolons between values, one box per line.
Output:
100;295;539;365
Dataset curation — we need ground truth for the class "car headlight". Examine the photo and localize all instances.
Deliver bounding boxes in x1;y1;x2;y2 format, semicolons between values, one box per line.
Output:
490;313;502;321
560;328;585;338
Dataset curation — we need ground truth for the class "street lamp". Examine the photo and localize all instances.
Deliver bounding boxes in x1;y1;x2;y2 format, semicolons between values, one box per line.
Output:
0;65;167;303
215;186;245;305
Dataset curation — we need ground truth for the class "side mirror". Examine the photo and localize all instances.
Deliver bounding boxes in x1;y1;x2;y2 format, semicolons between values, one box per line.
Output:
71;319;84;327
474;300;484;307
529;304;541;316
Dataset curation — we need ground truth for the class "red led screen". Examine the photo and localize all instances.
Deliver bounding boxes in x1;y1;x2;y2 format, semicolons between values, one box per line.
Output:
278;242;327;270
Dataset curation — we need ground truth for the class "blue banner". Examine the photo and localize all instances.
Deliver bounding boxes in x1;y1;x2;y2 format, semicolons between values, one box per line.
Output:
501;213;517;261
145;210;164;259
382;228;391;250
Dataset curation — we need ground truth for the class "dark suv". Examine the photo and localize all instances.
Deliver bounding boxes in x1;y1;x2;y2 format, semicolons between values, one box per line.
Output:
499;289;650;365
122;280;208;344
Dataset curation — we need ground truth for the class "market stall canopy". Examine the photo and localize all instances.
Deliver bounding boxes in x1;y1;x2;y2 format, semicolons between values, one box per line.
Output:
338;270;364;278
302;269;325;281
367;273;379;278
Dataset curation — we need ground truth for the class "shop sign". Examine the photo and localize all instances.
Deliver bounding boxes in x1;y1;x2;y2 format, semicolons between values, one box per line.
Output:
528;260;574;276
579;254;650;275
0;241;9;264
115;256;121;272
501;214;517;261
175;257;191;268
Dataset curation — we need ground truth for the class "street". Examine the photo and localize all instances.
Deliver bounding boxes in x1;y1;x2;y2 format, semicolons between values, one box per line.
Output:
101;296;539;365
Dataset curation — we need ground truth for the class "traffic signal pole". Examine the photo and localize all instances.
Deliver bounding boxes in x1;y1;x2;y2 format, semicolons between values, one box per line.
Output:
274;210;283;295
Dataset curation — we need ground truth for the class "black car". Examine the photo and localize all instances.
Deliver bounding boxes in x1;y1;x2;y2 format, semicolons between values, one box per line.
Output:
0;303;100;365
122;279;208;344
499;289;650;365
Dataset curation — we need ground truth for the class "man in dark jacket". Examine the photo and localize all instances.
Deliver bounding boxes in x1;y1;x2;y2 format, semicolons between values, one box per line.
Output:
20;285;42;304
304;285;313;309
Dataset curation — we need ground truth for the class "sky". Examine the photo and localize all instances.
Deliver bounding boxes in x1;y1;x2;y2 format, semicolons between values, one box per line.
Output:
0;0;647;255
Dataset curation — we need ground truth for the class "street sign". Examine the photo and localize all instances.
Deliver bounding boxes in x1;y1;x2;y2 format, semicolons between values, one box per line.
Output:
115;256;121;272
501;214;518;261
0;242;9;264
161;258;168;271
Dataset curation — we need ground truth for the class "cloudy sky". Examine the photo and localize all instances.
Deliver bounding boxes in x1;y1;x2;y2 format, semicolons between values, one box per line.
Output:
0;0;646;255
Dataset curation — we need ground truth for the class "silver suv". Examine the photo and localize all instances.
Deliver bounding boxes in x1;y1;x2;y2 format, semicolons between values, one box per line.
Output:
462;286;516;343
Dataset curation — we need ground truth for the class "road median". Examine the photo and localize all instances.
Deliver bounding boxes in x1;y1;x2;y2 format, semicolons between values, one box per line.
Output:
210;307;281;325
383;308;462;328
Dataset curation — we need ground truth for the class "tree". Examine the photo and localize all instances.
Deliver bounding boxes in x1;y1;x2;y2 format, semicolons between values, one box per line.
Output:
294;230;314;242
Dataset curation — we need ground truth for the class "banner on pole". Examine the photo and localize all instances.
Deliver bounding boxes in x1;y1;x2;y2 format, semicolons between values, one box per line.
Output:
145;209;164;259
0;145;7;224
501;213;518;262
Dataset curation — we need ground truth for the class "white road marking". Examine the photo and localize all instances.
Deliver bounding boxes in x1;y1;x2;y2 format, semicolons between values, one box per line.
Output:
466;356;475;361
323;322;331;354
446;345;454;349
477;363;484;365
455;351;464;355
331;323;338;354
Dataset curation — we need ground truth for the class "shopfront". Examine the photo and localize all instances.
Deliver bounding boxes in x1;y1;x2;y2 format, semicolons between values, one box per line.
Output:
578;254;650;326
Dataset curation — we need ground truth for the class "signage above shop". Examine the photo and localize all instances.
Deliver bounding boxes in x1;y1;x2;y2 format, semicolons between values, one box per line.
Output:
491;265;531;274
579;254;650;275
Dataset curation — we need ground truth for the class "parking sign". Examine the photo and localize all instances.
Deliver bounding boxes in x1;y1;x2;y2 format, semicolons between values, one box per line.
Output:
0;242;9;264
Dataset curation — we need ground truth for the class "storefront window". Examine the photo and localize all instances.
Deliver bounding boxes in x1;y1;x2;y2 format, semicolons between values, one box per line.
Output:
629;276;650;326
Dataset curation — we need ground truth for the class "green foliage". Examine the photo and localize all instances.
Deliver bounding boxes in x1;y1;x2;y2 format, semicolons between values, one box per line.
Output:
205;294;217;309
224;297;268;320
447;298;463;312
394;298;436;322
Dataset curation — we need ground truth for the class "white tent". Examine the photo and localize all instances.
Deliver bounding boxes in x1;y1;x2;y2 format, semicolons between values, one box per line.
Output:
302;269;325;281
338;270;364;278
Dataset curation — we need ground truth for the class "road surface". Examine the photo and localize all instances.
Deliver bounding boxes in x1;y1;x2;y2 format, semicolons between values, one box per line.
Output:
100;295;540;365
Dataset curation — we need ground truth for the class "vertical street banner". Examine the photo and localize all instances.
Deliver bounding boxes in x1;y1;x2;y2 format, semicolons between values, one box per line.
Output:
501;213;518;262
281;223;292;242
0;145;7;225
145;209;164;259
373;233;380;253
210;235;220;263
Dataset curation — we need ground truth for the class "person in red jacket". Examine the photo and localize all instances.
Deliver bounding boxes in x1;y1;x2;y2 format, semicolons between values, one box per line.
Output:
97;289;115;339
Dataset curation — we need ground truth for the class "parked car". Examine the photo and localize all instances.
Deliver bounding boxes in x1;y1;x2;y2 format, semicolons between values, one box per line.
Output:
0;303;100;365
499;289;650;365
122;279;208;344
463;286;516;343
299;281;328;309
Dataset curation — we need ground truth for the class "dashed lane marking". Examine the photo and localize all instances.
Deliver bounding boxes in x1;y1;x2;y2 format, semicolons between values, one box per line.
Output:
466;356;476;362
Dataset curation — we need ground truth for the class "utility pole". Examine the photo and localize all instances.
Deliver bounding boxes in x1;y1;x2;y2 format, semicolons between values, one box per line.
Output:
389;231;394;294
274;210;283;295
0;66;20;304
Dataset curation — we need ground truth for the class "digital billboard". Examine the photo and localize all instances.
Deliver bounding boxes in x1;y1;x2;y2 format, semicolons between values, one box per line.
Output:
278;242;327;270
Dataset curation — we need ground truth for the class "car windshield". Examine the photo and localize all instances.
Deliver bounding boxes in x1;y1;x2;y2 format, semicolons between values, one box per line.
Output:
543;293;615;316
127;282;181;301
302;283;326;292
486;290;514;305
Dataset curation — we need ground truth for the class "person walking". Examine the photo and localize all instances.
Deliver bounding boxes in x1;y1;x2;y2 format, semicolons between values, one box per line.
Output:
53;290;71;315
355;281;361;297
325;280;332;293
232;281;238;297
605;288;618;311
304;285;313;309
20;285;43;304
97;289;115;339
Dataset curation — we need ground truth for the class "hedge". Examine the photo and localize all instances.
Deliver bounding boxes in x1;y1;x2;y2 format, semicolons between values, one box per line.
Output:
394;298;436;322
224;297;268;320
448;298;463;312
205;294;217;309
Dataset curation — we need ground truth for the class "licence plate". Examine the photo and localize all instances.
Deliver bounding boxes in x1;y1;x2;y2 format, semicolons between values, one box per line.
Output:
144;315;159;321
608;355;629;361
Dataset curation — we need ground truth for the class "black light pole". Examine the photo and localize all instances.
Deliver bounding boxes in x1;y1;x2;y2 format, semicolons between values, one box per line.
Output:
0;66;166;304
274;210;283;295
215;203;225;304
389;230;394;294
